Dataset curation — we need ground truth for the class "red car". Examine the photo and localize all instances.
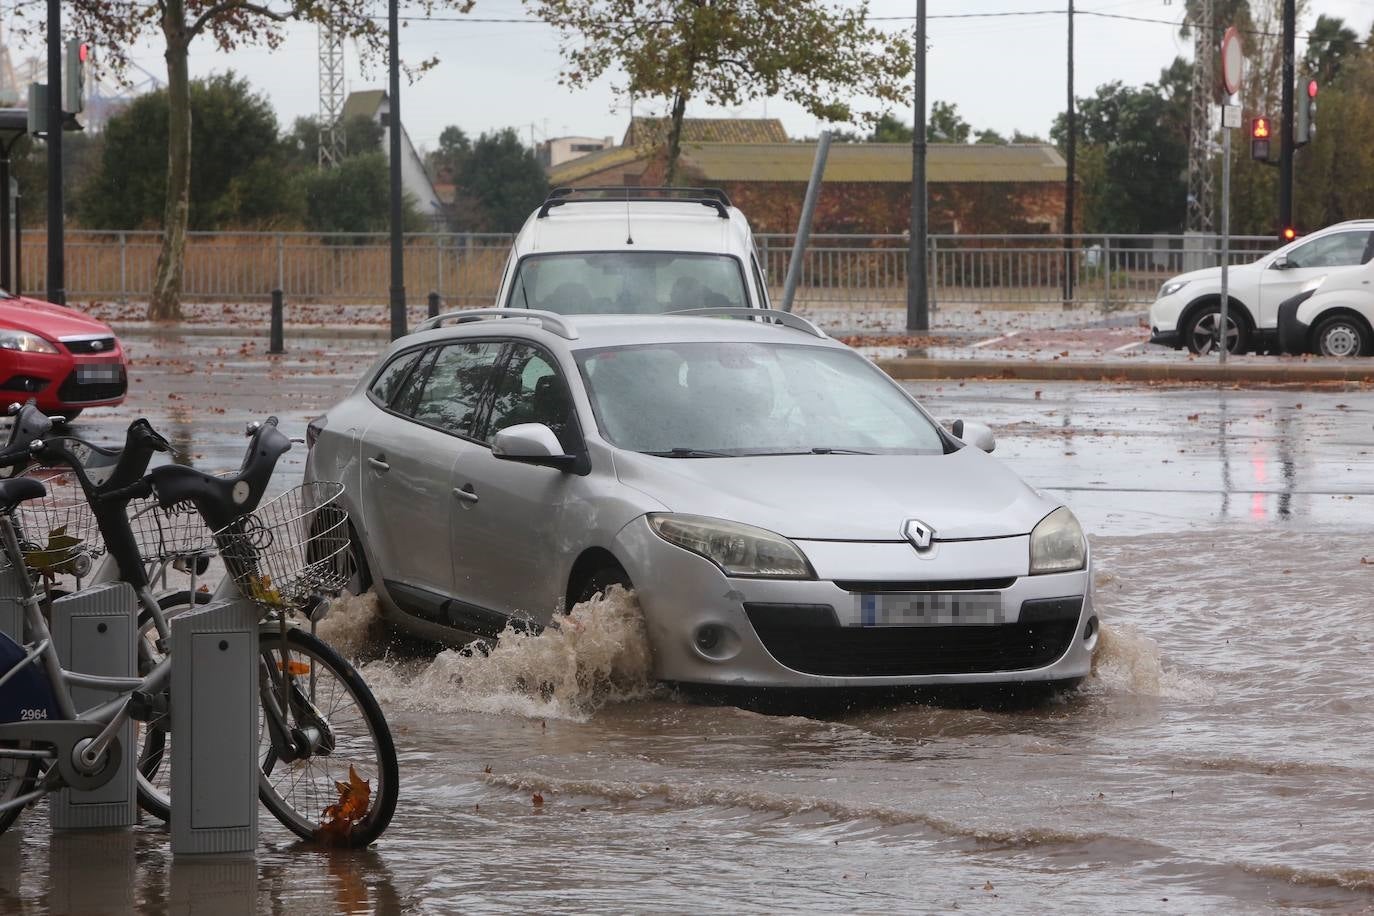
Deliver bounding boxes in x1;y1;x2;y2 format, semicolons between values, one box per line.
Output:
0;295;128;419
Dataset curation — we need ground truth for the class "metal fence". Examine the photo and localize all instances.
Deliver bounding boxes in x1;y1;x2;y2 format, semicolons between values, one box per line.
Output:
17;229;1279;314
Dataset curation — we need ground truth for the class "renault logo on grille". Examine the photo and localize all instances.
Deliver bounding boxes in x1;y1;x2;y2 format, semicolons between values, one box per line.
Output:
904;519;935;550
89;339;104;351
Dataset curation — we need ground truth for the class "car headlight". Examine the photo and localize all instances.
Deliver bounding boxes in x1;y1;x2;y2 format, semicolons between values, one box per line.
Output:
1158;280;1189;299
1029;507;1086;575
647;514;815;579
0;329;57;354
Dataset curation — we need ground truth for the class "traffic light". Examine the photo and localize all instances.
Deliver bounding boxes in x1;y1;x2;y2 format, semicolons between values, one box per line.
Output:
1250;117;1271;162
1282;227;1297;242
63;40;88;115
1294;79;1317;146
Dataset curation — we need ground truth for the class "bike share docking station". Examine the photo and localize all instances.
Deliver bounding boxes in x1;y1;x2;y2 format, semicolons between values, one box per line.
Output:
0;558;260;854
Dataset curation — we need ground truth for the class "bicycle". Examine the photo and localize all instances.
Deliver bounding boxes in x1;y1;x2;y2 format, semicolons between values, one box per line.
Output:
1;408;397;846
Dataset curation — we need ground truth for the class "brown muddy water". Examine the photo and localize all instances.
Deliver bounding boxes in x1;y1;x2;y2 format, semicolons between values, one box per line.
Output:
5;529;1374;914
2;380;1373;913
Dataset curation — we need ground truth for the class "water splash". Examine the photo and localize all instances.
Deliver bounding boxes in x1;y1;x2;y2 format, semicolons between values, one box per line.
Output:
1088;621;1214;701
315;590;385;660
364;586;654;722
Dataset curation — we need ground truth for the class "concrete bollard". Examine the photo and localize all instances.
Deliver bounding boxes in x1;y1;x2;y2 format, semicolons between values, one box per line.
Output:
269;289;285;354
428;290;441;318
51;582;138;829
170;598;259;856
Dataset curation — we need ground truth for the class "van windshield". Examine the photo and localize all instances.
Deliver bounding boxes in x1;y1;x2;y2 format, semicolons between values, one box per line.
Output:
507;252;751;314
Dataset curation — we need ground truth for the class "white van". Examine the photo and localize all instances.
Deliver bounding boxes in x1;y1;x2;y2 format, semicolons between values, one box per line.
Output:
495;187;772;315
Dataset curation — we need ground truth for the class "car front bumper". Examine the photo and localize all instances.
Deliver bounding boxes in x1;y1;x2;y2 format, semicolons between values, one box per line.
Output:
0;348;128;411
616;518;1097;688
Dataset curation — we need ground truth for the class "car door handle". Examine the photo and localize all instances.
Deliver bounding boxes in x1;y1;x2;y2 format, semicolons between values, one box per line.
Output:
452;484;479;504
368;455;390;472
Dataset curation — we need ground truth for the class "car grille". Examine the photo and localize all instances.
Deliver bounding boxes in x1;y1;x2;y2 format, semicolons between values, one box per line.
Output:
61;337;117;355
57;366;127;403
834;578;1017;592
743;597;1081;677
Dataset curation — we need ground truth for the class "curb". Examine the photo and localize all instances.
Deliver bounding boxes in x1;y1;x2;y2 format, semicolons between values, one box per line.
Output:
875;357;1374;384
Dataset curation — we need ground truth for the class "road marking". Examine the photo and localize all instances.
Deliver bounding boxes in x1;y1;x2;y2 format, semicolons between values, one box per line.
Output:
971;331;1019;349
1112;341;1144;353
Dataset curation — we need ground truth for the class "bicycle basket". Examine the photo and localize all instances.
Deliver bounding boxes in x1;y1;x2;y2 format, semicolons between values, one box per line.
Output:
128;496;212;563
214;481;351;617
10;469;104;574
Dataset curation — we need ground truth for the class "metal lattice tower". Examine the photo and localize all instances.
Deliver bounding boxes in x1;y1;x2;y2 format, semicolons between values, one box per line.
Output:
1186;0;1216;234
317;23;346;168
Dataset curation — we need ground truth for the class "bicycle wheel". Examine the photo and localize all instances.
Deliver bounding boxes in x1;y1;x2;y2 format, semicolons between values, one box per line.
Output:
134;589;210;822
257;627;397;847
0;748;38;835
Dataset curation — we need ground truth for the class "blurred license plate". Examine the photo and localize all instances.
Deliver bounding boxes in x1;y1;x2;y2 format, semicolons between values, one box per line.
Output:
853;592;1003;627
76;365;122;383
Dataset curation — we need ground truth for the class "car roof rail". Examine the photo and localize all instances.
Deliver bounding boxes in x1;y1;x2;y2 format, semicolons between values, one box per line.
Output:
413;308;579;340
668;307;827;339
538;186;731;220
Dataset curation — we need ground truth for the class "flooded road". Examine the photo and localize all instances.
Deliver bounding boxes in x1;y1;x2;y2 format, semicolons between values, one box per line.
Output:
3;334;1373;913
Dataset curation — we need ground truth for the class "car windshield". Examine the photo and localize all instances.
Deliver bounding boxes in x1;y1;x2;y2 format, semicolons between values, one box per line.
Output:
576;341;947;456
508;252;750;314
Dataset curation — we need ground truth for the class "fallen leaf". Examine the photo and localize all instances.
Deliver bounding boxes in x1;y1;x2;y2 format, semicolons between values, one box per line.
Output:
313;765;372;846
532;793;544;806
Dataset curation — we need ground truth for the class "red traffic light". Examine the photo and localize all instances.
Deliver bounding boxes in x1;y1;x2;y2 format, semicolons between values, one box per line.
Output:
1282;227;1297;241
78;43;89;63
1307;79;1318;99
1251;117;1271;139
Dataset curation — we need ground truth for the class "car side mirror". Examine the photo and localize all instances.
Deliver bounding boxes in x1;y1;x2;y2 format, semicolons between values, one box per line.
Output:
1271;256;1294;270
951;419;996;453
492;423;577;470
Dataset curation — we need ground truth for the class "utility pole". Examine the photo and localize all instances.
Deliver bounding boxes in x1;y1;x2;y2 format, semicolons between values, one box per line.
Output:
906;0;928;332
45;0;63;304
1278;0;1295;236
1063;0;1075;304
1186;0;1216;235
387;0;406;340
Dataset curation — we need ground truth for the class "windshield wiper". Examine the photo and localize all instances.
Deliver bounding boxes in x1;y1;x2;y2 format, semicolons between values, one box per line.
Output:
644;448;733;458
807;447;874;455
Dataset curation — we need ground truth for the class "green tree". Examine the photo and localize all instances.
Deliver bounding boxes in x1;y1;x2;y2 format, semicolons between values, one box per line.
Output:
50;0;472;319
1303;14;1359;85
974;128;1007;145
76;73;298;230
867;113;912;143
528;0;913;185
926;101;970;143
1052;79;1188;233
300;152;423;236
427;126;472;183
448;128;548;232
283;114;383;167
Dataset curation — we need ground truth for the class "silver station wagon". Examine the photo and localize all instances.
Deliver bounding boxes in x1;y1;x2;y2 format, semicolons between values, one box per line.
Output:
306;309;1098;689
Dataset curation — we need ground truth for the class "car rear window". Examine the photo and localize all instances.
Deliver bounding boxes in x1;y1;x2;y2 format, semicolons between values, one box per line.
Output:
507;252;750;314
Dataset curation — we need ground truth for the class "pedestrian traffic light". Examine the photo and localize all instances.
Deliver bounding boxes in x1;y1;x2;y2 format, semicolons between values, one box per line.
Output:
62;40;87;115
1250;116;1271;162
1295;79;1317;147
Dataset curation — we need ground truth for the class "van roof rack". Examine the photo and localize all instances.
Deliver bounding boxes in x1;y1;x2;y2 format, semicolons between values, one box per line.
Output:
668;308;826;339
538;186;731;220
413;308;579;340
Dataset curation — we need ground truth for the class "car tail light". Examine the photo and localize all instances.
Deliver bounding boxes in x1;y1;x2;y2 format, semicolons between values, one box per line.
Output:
306;415;326;450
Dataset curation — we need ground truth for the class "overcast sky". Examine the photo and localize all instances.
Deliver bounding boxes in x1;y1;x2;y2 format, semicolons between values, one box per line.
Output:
15;0;1374;153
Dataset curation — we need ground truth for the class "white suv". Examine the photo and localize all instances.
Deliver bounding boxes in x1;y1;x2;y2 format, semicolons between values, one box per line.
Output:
494;187;772;315
1149;220;1374;355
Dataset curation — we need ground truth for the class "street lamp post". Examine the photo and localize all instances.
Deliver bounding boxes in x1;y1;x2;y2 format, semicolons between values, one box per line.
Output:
46;0;64;305
387;0;406;339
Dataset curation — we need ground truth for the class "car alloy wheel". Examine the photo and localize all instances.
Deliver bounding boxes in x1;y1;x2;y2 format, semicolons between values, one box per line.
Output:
1313;317;1365;358
1187;309;1245;355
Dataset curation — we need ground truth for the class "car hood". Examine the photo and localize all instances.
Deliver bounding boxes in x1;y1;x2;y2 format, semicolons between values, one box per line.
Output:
0;296;117;341
612;446;1055;541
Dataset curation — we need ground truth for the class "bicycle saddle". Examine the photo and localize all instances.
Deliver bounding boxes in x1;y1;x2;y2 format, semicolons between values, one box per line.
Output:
0;476;47;513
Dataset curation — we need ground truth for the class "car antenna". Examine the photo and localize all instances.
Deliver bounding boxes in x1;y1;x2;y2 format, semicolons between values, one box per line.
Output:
624;189;634;245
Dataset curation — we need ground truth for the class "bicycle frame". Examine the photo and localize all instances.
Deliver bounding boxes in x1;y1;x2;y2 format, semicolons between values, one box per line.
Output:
0;511;171;814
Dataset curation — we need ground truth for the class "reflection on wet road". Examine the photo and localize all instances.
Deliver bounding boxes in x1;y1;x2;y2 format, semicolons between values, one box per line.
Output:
2;335;1372;913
